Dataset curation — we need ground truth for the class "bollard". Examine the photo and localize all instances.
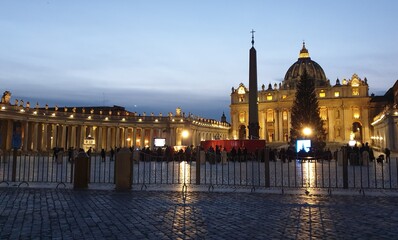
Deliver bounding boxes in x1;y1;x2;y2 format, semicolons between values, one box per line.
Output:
264;147;270;188
115;148;132;190
342;147;348;189
74;151;89;189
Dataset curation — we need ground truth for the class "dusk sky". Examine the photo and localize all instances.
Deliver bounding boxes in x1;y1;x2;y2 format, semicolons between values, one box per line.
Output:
0;1;397;120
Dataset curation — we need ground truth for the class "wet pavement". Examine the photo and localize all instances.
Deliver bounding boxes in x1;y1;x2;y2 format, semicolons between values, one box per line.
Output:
1;186;398;239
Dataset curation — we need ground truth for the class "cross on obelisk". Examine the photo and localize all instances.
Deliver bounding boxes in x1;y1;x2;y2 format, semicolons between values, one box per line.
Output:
251;29;255;46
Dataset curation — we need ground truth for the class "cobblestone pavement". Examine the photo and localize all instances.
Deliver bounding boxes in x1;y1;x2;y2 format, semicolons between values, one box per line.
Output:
1;187;398;239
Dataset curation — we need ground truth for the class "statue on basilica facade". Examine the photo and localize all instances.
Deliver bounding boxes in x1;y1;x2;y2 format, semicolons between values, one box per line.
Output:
1;91;11;104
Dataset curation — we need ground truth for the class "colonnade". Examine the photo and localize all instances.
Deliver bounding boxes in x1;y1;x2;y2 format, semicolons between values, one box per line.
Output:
0;118;230;153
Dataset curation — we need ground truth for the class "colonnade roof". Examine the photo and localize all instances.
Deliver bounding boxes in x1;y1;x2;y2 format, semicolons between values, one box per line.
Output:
0;103;231;130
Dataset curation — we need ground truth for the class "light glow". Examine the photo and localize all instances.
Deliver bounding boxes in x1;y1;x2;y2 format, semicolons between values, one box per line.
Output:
181;130;189;139
302;127;312;137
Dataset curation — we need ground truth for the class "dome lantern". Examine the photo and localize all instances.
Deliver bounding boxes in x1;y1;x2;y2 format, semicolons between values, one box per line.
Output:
299;41;310;59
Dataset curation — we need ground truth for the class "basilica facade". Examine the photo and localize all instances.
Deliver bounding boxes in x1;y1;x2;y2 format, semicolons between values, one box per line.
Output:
230;43;374;146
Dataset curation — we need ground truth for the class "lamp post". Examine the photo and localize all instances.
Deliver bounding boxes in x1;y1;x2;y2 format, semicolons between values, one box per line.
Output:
302;127;313;154
302;127;312;138
181;130;189;146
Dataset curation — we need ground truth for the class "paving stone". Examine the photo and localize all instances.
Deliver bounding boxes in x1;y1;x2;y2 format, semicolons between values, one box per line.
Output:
1;188;398;239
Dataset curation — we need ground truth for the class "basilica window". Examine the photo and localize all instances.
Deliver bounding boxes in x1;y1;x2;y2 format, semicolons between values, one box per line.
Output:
353;107;360;119
239;112;245;123
334;91;340;97
239;96;245;102
352;88;359;96
319;90;326;98
282;111;288;121
282;95;287;99
266;94;273;101
266;109;274;122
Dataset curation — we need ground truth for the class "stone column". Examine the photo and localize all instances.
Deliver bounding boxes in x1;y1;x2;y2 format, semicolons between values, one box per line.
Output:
52;124;58;149
5;120;13;151
274;109;279;142
259;111;265;139
132;127;137;148
97;126;103;150
124;127;129;147
23;121;29;152
106;127;111;150
169;127;175;147
149;128;154;149
327;108;334;142
278;110;283;142
42;123;48;151
120;127;125;147
70;125;76;149
56;125;62;148
115;127;120;148
37;123;43;151
140;128;145;148
343;107;350;141
87;126;93;137
31;122;38;151
79;125;85;148
61;125;66;149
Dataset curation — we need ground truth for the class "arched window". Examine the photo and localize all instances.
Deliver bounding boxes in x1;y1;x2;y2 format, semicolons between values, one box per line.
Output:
282;111;288;121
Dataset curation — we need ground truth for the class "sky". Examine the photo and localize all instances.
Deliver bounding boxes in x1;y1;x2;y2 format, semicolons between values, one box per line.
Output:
0;1;397;120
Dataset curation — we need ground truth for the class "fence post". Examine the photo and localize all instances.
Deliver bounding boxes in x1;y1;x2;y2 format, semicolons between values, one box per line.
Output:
196;148;201;185
74;151;89;189
264;147;270;187
11;149;17;182
115;148;132;190
396;157;398;185
343;147;348;189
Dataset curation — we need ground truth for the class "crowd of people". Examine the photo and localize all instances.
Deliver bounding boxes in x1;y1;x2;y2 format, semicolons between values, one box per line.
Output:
51;142;391;165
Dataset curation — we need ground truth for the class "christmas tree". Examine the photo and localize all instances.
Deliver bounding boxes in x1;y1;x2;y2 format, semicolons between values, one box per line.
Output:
290;69;326;150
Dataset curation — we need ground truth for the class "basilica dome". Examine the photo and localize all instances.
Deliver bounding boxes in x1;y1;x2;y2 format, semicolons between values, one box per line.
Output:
282;43;329;89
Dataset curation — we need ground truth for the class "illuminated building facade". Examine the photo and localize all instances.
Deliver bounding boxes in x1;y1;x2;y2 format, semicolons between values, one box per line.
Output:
230;43;373;145
371;80;398;151
0;92;230;152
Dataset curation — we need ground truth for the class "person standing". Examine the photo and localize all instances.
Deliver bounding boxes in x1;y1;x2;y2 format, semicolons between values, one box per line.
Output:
110;148;115;161
87;147;92;158
101;149;106;162
384;148;391;163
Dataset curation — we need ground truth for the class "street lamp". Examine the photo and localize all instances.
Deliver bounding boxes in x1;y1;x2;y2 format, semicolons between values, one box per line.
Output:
181;130;189;139
302;127;312;138
181;130;189;148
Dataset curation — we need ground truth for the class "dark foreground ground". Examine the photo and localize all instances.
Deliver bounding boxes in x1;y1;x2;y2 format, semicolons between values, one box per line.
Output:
0;187;397;239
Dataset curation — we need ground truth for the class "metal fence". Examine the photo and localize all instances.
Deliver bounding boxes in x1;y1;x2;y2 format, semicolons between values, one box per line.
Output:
1;150;397;191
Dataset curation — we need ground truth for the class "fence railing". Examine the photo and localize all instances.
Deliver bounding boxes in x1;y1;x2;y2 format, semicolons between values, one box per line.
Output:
1;149;397;191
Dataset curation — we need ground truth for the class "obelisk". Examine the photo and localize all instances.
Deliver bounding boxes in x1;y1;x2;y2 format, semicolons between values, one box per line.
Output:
248;30;260;139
